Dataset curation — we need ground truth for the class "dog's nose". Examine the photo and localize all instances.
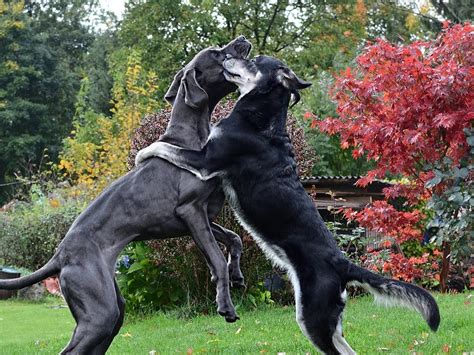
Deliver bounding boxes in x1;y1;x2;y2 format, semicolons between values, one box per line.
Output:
236;35;246;42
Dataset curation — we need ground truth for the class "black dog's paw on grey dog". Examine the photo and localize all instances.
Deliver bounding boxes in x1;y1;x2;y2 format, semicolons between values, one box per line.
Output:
0;36;251;354
137;55;441;354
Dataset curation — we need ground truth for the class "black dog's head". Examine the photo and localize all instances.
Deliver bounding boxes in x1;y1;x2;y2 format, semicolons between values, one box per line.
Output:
223;55;311;107
165;36;252;110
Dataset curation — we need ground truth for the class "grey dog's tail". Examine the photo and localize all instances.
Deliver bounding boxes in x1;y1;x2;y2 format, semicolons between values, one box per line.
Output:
0;256;60;290
340;259;440;331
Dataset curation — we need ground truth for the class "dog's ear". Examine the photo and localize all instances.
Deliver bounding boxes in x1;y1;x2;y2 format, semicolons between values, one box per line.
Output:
164;68;184;105
182;68;209;110
278;67;312;90
277;67;311;107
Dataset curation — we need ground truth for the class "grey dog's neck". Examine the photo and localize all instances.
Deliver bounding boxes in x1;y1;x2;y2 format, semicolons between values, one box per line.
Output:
160;92;211;150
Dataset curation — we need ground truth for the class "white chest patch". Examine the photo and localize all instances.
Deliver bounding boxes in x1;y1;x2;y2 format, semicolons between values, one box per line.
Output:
221;178;308;340
221;178;287;269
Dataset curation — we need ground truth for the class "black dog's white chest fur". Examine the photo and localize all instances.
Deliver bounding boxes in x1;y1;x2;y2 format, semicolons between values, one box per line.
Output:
221;177;292;269
221;175;307;340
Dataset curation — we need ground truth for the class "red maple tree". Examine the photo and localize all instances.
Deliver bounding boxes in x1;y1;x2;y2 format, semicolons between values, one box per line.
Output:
314;22;473;289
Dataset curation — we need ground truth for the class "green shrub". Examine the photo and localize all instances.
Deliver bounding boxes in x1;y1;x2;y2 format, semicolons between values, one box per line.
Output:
118;221;277;314
116;242;187;313
0;185;85;270
116;202;283;314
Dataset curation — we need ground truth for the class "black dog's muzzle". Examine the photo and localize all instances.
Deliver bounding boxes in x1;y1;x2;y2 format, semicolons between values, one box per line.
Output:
223;35;252;60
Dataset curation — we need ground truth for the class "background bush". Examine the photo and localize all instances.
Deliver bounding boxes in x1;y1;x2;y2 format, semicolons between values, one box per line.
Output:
0;186;85;270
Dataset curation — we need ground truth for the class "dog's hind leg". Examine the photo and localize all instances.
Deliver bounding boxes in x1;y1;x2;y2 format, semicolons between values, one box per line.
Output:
93;279;126;353
331;290;356;355
176;204;238;322
59;263;120;354
211;223;245;287
290;268;354;355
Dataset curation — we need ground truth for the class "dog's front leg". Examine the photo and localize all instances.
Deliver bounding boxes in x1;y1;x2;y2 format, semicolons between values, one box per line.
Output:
135;142;221;181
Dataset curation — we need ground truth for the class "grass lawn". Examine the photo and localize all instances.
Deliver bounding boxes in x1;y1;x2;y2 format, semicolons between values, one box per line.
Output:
0;293;472;354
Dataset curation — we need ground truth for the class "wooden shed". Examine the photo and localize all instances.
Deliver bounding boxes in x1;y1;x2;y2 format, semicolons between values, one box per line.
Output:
300;175;391;220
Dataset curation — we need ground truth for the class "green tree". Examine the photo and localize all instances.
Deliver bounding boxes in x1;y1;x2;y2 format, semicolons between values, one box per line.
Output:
0;1;53;198
118;0;323;98
82;30;117;116
430;0;473;23
0;0;99;203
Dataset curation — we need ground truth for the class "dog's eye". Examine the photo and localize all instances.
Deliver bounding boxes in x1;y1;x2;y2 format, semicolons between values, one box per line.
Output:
212;51;222;58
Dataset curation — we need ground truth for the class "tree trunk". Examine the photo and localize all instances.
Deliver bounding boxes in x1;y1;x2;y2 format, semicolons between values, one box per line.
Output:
439;241;451;293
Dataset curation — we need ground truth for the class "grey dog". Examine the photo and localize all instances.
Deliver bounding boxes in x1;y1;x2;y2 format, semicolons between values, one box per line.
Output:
0;36;251;354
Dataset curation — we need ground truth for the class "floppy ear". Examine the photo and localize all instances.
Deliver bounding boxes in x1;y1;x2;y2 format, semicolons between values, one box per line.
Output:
277;67;311;107
164;68;184;105
182;68;209;110
278;67;312;90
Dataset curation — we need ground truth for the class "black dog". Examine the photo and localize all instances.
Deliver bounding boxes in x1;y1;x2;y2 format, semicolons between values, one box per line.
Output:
136;55;441;354
0;37;251;354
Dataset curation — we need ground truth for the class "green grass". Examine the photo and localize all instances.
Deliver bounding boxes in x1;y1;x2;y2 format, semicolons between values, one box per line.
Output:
0;293;472;354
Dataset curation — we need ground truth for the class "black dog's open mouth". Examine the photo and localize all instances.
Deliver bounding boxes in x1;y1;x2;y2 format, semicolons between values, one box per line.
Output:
224;69;241;78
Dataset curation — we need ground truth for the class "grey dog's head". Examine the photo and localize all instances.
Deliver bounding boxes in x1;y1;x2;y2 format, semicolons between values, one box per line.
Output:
165;36;252;111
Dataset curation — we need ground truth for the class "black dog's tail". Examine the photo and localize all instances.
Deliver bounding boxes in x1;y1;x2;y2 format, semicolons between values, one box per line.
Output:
0;255;60;290
341;260;440;331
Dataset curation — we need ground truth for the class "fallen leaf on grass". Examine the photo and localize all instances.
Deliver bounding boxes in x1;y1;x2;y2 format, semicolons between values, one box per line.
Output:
149;351;156;355
186;348;193;354
413;339;425;346
121;332;132;338
464;294;472;305
235;327;242;334
442;344;451;353
377;348;390;351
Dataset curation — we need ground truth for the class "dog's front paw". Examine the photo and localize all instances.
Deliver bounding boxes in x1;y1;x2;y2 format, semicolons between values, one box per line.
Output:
134;148;148;166
135;143;160;166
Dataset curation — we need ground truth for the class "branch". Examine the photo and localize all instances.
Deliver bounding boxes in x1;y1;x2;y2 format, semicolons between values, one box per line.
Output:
430;0;462;23
381;0;443;27
262;0;283;51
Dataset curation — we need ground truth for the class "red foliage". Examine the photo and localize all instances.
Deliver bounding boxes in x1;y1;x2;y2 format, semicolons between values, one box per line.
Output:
344;200;423;243
318;23;473;190
315;23;473;281
362;250;441;284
